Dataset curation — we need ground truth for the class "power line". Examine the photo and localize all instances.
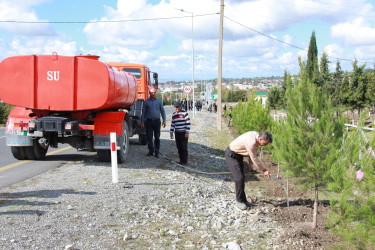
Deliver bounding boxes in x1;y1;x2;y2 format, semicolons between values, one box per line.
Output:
224;15;371;65
0;13;219;24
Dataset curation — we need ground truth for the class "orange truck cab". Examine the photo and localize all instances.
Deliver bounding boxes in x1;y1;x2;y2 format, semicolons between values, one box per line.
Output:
0;53;158;163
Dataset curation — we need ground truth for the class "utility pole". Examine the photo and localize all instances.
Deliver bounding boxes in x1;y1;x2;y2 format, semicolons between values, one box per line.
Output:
217;0;224;131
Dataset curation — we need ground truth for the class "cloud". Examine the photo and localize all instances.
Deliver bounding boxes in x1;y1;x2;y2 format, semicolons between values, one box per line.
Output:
0;0;55;36
0;36;77;61
331;18;375;46
354;46;375;63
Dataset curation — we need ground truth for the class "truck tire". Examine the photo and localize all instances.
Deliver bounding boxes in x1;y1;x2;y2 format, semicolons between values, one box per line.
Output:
11;146;27;160
117;121;130;163
97;149;111;162
138;133;147;145
24;139;48;160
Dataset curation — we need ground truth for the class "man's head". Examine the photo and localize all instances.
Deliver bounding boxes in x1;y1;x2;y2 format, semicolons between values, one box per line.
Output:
258;131;272;146
149;88;157;100
174;101;182;112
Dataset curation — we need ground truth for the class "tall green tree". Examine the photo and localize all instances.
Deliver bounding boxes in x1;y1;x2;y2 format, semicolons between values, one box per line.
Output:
332;61;345;112
320;51;333;97
340;72;351;108
350;60;368;115
366;67;375;121
272;71;345;229
268;87;281;110
306;31;319;82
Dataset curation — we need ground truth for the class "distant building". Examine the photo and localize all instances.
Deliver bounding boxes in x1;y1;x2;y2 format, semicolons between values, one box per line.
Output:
255;88;268;107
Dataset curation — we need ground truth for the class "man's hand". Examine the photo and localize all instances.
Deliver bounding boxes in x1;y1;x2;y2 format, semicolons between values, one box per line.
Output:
170;133;174;139
140;123;144;129
162;122;166;128
263;169;270;178
185;133;189;139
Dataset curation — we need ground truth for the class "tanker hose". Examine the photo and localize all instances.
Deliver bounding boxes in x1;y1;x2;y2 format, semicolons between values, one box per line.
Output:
153;148;289;208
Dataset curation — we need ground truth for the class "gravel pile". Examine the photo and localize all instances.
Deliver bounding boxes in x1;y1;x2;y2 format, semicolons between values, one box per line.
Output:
0;110;284;249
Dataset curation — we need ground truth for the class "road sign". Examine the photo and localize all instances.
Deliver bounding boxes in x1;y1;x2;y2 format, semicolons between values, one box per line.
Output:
183;85;192;94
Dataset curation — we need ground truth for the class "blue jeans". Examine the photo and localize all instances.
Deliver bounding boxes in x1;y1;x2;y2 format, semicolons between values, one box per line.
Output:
145;119;161;154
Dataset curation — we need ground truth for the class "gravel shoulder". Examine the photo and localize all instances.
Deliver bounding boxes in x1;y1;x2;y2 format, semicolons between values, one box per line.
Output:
0;111;285;249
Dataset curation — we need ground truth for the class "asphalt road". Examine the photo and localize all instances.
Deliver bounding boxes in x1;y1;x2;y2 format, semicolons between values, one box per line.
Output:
0;106;175;189
0;127;96;189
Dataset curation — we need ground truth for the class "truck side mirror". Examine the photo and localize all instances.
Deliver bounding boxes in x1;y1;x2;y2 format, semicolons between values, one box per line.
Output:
153;72;158;89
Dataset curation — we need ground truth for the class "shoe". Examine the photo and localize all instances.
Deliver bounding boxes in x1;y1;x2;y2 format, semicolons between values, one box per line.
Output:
155;154;159;158
177;161;187;166
146;152;153;156
245;201;255;207
236;201;247;210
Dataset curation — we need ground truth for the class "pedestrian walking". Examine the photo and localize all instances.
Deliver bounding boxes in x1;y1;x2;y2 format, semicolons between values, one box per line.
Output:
225;131;272;210
141;88;166;158
170;101;190;165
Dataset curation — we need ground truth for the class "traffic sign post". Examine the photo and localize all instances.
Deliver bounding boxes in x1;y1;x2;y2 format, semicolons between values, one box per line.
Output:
183;85;192;94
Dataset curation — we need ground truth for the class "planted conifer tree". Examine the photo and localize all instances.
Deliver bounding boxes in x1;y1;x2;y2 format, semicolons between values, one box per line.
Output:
327;115;375;248
272;69;345;229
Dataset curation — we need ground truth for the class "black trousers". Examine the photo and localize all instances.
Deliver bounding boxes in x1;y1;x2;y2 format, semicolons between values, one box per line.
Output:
225;146;247;203
145;119;161;154
175;132;188;164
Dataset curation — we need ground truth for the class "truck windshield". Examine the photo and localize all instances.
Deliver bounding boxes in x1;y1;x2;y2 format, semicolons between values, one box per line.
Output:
122;68;141;79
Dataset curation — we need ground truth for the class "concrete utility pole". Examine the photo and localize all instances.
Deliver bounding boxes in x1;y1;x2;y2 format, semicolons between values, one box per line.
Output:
217;0;224;131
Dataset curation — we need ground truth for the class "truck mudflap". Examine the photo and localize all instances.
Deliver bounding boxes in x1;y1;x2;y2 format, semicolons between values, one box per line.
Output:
5;107;35;146
93;111;126;149
94;134;123;149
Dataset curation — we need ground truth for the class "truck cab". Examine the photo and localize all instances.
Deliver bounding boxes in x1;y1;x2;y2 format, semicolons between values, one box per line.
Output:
106;62;158;100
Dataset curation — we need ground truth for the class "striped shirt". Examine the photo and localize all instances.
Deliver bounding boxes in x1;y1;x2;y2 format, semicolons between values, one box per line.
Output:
170;110;190;134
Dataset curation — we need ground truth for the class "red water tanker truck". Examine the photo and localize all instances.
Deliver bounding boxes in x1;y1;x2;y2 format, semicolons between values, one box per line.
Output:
0;53;158;162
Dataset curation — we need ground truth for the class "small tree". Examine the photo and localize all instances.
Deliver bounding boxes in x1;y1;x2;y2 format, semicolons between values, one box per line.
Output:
272;71;345;229
267;86;281;110
327;115;375;248
231;91;273;134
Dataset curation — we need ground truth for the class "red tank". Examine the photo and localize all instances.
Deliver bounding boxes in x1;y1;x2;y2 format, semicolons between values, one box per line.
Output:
0;53;138;111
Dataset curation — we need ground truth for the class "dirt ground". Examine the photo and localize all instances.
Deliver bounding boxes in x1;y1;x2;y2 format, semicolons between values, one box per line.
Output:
225;121;347;250
249;157;342;249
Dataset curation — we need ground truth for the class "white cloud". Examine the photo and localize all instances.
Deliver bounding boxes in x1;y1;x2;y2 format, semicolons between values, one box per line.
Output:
0;0;55;36
354;46;375;62
331;18;375;46
8;38;77;56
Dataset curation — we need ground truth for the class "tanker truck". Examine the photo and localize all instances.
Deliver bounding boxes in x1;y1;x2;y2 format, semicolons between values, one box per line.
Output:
0;53;158;163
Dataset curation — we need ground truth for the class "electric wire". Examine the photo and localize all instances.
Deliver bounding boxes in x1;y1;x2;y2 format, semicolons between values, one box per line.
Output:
224;15;370;64
0;13;219;24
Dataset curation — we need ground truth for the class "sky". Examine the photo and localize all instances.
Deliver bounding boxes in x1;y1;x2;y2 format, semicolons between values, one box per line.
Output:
1;0;375;82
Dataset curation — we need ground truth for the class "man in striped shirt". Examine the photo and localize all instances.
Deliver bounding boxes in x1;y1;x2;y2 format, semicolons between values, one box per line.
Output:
170;101;190;165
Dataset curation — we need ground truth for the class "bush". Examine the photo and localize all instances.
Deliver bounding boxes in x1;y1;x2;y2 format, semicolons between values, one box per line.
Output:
0;102;12;125
231;92;273;134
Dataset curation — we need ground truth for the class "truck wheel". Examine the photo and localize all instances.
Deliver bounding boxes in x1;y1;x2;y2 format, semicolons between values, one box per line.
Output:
97;150;111;162
117;121;130;163
138;133;147;145
24;139;48;160
11;146;27;160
